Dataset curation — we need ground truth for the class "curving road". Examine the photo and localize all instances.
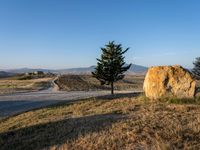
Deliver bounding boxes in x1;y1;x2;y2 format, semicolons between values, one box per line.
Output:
0;88;112;119
0;77;139;119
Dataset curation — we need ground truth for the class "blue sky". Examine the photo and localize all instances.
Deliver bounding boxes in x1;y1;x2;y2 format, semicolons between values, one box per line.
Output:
0;0;199;69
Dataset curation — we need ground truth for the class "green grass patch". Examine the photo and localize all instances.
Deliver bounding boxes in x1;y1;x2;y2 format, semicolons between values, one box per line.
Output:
168;97;200;104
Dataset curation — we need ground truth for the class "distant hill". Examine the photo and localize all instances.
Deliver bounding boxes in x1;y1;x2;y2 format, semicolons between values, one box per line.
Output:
0;71;15;78
127;64;148;74
56;64;148;74
2;64;148;75
57;66;96;74
4;68;52;74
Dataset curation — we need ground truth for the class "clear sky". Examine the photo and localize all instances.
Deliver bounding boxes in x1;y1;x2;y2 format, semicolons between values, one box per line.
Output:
0;0;199;69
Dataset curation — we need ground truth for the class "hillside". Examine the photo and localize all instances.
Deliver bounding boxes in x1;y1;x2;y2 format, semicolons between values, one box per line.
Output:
55;74;144;91
0;95;200;150
0;77;52;95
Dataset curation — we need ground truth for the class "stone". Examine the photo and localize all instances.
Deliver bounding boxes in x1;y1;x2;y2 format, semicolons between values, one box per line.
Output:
143;65;196;99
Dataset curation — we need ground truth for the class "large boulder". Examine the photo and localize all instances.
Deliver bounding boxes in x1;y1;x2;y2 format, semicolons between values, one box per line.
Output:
143;65;196;99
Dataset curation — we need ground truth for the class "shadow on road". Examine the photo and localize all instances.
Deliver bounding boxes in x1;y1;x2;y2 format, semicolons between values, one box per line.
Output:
0;100;61;119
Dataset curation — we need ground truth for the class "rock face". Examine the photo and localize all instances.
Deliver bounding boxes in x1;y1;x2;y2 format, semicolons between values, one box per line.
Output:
143;65;196;99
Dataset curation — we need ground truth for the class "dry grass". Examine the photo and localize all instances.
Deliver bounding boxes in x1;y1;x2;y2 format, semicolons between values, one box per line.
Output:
0;94;200;150
197;79;200;88
56;74;144;91
0;77;52;94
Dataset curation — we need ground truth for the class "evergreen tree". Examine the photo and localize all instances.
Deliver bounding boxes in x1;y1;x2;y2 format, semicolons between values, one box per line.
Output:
192;57;200;79
92;41;131;94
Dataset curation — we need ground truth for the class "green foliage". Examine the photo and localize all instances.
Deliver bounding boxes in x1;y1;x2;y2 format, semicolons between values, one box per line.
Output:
167;97;200;104
92;41;131;94
192;57;200;79
158;95;200;104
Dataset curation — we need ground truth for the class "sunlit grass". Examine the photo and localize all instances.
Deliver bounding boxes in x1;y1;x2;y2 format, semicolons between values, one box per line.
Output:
1;94;200;150
0;77;52;94
56;74;144;91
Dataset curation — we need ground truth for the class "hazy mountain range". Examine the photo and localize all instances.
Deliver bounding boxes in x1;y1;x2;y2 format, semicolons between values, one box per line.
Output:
0;71;15;78
0;64;148;77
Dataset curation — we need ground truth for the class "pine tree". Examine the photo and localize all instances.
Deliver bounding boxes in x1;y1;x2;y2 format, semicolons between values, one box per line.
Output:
92;41;131;94
192;57;200;79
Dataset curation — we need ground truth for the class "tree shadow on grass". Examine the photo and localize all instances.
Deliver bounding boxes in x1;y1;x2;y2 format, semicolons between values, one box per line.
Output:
42;92;143;112
95;92;142;100
0;91;142;121
0;113;125;150
45;92;143;110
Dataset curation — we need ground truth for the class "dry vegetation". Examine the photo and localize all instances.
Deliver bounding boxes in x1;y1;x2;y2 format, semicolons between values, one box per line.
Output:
0;94;200;150
196;80;200;86
55;74;144;91
0;77;52;94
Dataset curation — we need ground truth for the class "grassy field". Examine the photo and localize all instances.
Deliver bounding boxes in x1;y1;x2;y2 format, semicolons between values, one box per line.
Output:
0;77;52;94
0;94;200;150
55;74;144;91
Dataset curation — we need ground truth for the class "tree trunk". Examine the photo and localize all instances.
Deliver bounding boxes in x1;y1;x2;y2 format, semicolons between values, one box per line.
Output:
111;82;114;95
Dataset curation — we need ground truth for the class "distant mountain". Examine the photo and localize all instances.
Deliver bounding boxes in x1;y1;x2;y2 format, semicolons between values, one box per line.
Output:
2;64;148;75
5;68;53;74
57;66;96;74
57;64;148;74
0;71;15;78
127;64;148;74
